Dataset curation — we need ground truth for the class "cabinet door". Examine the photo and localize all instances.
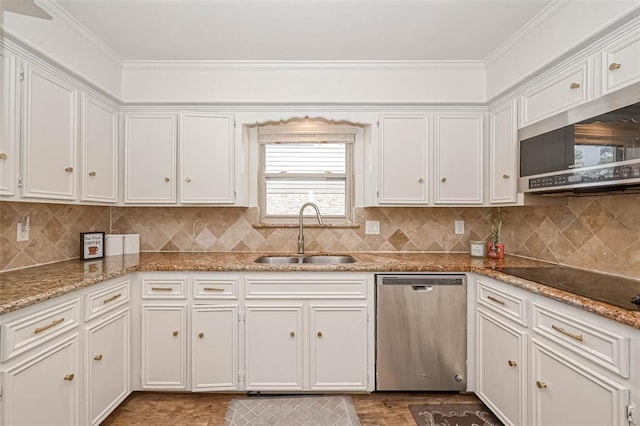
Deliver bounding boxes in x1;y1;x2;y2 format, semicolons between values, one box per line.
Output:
378;115;428;204
124;114;177;203
0;51;17;196
489;100;517;204
245;305;303;390
192;305;238;391
81;94;118;203
601;27;640;95
85;309;130;425
1;334;80;426
531;339;629;426
477;310;527;426
21;62;77;200
309;305;368;390
434;114;483;204
141;304;187;389
180;113;235;204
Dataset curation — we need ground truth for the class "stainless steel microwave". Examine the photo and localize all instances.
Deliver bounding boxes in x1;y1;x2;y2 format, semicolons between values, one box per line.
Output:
518;83;640;195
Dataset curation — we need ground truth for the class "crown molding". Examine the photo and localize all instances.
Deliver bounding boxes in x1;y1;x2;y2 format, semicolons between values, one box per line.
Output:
37;0;123;67
122;60;486;71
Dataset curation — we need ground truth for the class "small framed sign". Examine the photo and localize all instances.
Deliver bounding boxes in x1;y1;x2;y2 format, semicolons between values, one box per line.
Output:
80;232;105;261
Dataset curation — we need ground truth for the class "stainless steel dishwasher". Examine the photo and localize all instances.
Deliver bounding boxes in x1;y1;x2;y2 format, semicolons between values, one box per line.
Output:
375;273;467;391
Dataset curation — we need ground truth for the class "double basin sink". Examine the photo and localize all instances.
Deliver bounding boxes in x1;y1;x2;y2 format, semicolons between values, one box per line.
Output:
255;255;356;265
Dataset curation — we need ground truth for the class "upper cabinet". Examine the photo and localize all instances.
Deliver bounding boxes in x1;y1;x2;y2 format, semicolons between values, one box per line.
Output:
124;113;178;204
0;51;17;196
21;62;78;200
434;113;483;204
377;115;428;204
81;94;118;203
179;113;235;204
489;100;518;204
601;25;640;96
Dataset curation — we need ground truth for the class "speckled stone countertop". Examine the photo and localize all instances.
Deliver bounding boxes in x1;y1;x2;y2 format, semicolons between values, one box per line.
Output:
1;252;639;329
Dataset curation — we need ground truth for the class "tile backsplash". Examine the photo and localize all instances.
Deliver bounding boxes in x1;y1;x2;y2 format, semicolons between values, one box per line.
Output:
2;195;639;280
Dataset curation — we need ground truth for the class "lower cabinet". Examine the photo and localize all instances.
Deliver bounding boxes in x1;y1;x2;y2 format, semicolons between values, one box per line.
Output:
141;304;187;390
1;333;81;425
84;308;130;425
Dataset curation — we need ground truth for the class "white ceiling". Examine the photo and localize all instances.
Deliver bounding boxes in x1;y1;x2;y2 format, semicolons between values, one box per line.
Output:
53;0;553;62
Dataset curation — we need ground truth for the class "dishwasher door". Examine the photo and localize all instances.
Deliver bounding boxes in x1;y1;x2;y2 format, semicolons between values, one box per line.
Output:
376;274;467;391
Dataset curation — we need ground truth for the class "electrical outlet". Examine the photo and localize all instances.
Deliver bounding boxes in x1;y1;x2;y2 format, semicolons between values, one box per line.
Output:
17;223;29;242
365;220;380;235
454;220;465;235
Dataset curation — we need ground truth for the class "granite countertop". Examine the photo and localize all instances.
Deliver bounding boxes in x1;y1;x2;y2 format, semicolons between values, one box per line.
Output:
1;252;639;329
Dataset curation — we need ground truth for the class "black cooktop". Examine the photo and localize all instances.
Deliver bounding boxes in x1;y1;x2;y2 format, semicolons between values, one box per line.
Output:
493;266;640;311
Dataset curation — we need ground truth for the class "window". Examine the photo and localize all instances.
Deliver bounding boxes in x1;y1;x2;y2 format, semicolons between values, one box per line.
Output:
258;123;355;221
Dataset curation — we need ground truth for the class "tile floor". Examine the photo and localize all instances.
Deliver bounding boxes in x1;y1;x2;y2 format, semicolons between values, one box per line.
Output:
102;391;482;425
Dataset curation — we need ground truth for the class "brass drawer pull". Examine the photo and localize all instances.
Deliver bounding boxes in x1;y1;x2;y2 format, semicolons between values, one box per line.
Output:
441;177;447;183
502;174;510;179
551;324;583;342
64;374;75;381
151;287;173;291
418;178;424;183
609;62;621;71
185;177;191;182
103;293;122;304
569;82;581;89
198;332;204;338
487;295;505;305
203;287;225;292
290;331;295;337
88;171;97;176
65;167;74;172
317;331;323;337
0;153;7;160
508;360;517;367
173;331;179;337
164;177;170;182
34;318;64;334
536;380;547;389
94;354;103;361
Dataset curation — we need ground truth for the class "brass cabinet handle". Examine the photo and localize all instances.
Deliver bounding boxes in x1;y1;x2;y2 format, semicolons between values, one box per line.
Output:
34;318;64;334
418;178;424;183
172;331;179;337
569;82;581;89
103;293;122;304
198;332;204;338
88;171;97;176
203;287;225;292
487;295;505;306
317;331;323;337
290;331;295;337
508;360;517;367
65;167;74;172
185;177;191;182
609;62;621;71
0;153;7;160
441;177;447;183
551;324;583;342
94;354;103;361
164;177;170;182
151;287;173;291
502;174;510;179
536;380;547;389
64;374;75;381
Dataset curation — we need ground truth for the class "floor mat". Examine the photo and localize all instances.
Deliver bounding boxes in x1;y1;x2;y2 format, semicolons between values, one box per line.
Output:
224;395;361;425
409;403;504;426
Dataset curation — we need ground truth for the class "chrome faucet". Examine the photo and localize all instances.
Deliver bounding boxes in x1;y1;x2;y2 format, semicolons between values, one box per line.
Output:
297;202;323;254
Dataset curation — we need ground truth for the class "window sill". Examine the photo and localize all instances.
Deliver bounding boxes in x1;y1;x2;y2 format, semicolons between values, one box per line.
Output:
253;222;360;229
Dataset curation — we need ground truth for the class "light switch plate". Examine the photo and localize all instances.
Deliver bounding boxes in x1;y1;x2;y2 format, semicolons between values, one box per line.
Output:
454;220;464;235
17;223;29;242
365;220;380;235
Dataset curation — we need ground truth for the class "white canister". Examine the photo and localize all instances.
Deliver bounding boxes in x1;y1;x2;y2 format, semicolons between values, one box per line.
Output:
469;240;487;257
105;234;124;256
123;234;140;255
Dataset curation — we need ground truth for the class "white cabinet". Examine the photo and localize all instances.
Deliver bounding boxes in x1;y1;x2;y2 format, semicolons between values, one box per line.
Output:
124;113;177;203
1;334;81;426
0;51;17;196
141;304;187;389
434;113;483;204
309;305;368;390
488;99;518;204
21;61;78;200
84;309;130;425
81;94;118;203
192;305;239;391
378;115;428;204
179;112;235;204
244;305;304;390
601;25;640;95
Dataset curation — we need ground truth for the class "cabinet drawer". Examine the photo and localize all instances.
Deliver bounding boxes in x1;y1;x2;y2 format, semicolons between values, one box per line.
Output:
477;279;528;327
520;59;592;127
1;299;80;362
142;278;187;299
193;277;238;300
84;279;130;321
601;28;640;95
245;278;367;299
532;303;629;378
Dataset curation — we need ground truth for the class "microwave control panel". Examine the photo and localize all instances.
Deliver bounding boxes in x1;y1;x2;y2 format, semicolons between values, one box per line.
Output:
529;163;640;189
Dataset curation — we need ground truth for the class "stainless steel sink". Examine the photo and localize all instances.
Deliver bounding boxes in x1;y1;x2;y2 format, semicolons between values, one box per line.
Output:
254;255;356;264
302;255;356;264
